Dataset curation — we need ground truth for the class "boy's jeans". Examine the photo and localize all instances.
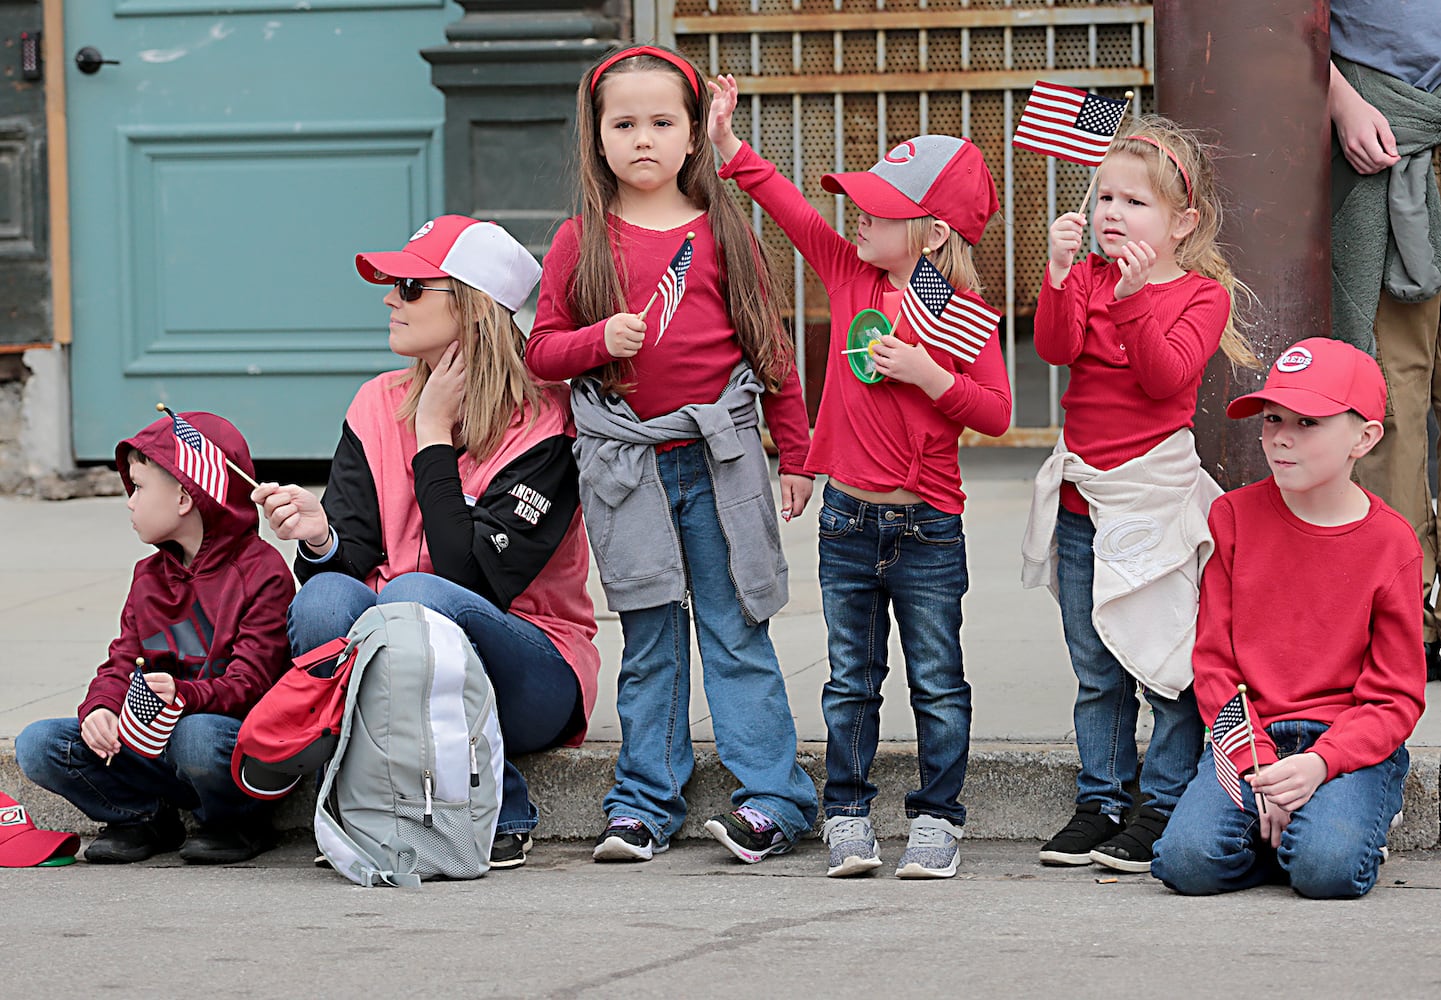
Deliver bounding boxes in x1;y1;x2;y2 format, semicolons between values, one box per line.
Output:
17;714;264;828
817;483;972;825
1054;507;1204;816
1153;720;1408;898
287;571;581;836
602;442;818;844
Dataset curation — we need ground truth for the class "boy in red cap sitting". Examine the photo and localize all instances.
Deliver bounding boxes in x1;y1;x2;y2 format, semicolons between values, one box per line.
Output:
1152;338;1427;898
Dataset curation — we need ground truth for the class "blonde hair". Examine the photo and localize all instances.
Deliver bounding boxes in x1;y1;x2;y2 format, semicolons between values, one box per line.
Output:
394;279;549;460
906;217;980;296
568;45;794;395
1103;114;1261;369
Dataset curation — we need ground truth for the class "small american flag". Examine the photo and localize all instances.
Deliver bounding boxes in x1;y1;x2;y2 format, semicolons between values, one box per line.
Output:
117;666;186;759
1210;693;1251;810
652;234;694;344
168;411;228;504
1012;81;1128;168
899;256;1000;365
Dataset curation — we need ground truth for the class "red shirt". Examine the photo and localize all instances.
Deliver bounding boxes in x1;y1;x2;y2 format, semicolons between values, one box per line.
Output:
1035;255;1230;514
720;142;1011;513
527;214;811;476
1194;478;1426;781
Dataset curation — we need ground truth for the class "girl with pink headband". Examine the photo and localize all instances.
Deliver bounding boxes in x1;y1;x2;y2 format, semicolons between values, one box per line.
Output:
1022;113;1259;876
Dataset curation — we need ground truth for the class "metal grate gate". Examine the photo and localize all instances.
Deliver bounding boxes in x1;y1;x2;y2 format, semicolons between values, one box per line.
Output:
637;0;1155;443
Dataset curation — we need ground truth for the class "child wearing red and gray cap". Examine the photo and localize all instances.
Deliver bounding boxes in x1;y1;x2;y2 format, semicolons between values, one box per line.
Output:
1152;337;1426;898
710;75;1012;879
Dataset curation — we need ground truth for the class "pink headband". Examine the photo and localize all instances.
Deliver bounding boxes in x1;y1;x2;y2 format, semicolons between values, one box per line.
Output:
590;45;701;99
1126;135;1193;207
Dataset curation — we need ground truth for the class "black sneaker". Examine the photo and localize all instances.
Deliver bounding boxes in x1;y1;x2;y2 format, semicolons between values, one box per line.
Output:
84;808;187;864
1090;800;1168;873
593;816;665;862
704;805;792;864
178;821;278;865
490;832;533;869
1038;802;1118;866
1427;641;1441;683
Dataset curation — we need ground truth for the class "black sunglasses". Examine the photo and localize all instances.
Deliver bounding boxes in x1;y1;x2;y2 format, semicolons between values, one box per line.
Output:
394;277;455;302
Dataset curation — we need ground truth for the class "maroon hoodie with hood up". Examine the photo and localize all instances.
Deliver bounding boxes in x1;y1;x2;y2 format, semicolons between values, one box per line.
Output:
76;412;295;723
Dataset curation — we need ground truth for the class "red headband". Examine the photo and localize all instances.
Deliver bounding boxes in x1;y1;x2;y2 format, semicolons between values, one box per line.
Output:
1125;135;1193;207
590;45;701;99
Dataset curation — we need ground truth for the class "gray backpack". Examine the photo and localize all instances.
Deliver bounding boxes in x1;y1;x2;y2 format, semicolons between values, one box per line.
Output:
315;602;503;887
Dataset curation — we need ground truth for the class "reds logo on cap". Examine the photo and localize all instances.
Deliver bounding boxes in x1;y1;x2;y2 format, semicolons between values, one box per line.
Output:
1275;347;1313;373
884;141;918;164
0;805;26;826
409;221;435;242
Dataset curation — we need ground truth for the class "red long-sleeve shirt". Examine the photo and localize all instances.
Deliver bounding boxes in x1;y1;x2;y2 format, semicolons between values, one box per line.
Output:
1035;255;1230;514
527;214;811;476
1193;478;1426;781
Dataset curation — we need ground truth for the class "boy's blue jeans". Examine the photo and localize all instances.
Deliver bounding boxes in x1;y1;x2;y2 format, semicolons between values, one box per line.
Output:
602;442;818;845
287;571;581;836
1153;720;1408;898
817;483;972;825
17;713;265;828
1054;506;1204;816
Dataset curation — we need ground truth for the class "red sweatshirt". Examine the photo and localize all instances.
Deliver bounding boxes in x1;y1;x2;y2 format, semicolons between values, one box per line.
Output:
1034;255;1230;514
79;413;295;722
719;141;1011;513
527;214;811;476
1193;478;1426;781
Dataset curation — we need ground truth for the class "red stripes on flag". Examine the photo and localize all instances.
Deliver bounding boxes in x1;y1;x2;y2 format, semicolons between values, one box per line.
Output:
899;256;1001;365
652;233;694;345
1209;694;1252;810
117;666;186;759
1011;81;1128;168
168;411;230;505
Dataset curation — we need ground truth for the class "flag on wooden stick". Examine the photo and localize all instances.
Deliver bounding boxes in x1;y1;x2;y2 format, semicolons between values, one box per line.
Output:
1210;693;1251;810
899;255;1001;365
160;408;229;504
1012;81;1128;168
117;665;186;759
645;232;694;345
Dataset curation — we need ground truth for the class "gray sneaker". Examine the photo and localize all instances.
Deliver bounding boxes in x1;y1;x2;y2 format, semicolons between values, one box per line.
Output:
895;815;963;879
823;815;883;877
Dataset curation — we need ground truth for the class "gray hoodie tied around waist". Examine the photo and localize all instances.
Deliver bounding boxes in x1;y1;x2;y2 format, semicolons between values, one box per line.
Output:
570;362;788;622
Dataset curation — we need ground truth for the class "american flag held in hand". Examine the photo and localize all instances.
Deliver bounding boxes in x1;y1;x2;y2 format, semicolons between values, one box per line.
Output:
899;255;1001;365
1012;81;1129;168
117;666;186;759
652;233;694;344
166;410;229;505
1210;693;1252;810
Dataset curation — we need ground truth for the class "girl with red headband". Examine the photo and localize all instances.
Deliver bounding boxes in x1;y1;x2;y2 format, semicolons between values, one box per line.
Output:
1022;114;1260;875
528;45;817;866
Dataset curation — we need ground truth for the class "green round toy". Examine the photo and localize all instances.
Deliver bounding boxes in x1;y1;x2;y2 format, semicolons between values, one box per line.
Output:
845;309;891;384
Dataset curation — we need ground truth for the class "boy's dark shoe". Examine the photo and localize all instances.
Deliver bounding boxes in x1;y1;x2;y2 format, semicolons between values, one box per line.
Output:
1090;799;1169;874
84;808;186;864
490;832;533;870
1426;641;1441;683
178;821;277;865
1038;802;1117;866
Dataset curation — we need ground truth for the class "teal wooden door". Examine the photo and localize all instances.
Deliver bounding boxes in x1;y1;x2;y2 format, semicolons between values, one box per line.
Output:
66;2;456;460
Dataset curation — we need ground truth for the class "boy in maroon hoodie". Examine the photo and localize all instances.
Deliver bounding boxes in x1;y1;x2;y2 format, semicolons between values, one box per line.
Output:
16;412;294;864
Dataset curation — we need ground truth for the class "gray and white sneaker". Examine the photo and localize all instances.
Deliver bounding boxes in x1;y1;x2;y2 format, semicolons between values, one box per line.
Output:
822;815;883;877
895;815;963;879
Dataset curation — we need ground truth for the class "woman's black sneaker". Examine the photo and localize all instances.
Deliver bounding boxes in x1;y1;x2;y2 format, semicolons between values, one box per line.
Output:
1090;801;1169;873
490;832;533;869
1038;802;1118;866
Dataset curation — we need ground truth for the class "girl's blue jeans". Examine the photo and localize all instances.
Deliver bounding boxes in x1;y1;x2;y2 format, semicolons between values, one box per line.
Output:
602;442;818;845
287;571;581;835
1153;721;1408;898
1054;506;1204;817
817;483;972;825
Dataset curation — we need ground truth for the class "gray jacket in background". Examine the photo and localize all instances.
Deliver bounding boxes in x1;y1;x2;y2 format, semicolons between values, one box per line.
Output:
570;363;788;622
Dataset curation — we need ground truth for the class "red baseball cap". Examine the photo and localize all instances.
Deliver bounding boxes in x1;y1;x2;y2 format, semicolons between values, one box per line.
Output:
355;215;542;312
1226;338;1386;423
0;793;80;867
821;135;1000;246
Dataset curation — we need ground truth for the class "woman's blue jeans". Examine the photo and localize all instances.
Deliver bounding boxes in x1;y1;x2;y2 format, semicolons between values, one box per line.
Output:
1054;506;1204;816
817;483;972;824
602;442;818;845
288;571;581;835
1153;721;1408;898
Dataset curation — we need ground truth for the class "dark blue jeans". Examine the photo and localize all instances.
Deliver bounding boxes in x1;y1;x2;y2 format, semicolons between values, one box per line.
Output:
287;571;581;835
1054;506;1204;816
817;483;972;824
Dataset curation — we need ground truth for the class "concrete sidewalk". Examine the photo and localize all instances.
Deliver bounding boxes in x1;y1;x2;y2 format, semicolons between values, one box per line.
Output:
3;448;1438;847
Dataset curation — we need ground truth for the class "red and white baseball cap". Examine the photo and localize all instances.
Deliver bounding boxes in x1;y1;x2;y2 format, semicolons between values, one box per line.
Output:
355;215;543;312
1226;338;1386;423
0;793;79;867
821;135;1000;246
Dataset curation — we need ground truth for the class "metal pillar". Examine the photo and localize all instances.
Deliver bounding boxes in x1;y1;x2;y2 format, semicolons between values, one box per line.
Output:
1155;1;1332;489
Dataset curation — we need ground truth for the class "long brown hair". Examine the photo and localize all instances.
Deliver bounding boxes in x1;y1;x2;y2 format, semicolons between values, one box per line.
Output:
1103;115;1260;369
569;45;793;394
394;279;549;460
